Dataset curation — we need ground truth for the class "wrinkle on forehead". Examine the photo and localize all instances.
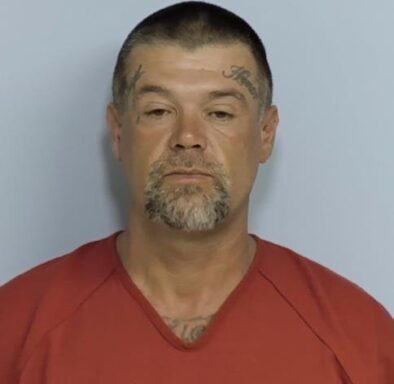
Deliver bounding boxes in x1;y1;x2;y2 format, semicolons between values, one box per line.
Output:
127;43;259;79
124;43;263;114
134;83;248;108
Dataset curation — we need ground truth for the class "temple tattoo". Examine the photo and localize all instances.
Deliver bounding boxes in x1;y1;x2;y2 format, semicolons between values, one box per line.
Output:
162;313;216;344
127;64;144;96
222;65;259;99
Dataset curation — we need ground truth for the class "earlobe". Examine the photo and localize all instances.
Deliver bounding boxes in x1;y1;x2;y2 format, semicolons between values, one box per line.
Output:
106;103;122;162
259;106;279;164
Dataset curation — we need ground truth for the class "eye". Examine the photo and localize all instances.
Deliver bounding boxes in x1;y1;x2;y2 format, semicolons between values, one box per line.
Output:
144;108;171;118
209;111;235;121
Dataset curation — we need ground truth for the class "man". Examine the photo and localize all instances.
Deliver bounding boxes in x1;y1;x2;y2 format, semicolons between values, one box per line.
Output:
0;1;393;383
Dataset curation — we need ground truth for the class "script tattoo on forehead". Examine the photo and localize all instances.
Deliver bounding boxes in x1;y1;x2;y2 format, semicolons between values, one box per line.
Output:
222;65;259;99
125;64;144;124
126;64;145;96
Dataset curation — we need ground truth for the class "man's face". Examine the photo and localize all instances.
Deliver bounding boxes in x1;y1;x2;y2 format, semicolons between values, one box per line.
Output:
108;43;278;232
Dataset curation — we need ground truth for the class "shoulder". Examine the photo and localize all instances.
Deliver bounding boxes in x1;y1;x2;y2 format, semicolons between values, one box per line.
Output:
0;232;116;308
254;236;394;384
0;231;119;380
255;237;391;317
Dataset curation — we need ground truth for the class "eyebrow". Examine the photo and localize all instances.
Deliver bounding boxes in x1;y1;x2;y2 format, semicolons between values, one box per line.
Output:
207;89;247;105
134;85;173;100
134;84;247;105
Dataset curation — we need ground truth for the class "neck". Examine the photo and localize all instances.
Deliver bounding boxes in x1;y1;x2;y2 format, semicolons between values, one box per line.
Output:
116;208;256;318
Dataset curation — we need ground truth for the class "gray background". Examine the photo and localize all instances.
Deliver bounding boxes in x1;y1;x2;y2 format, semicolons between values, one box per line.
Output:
0;0;393;313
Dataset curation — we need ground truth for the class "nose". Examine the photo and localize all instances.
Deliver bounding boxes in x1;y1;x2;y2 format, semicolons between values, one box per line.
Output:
169;110;207;152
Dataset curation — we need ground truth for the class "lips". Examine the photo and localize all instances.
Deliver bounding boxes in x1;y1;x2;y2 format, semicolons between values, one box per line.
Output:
165;169;212;177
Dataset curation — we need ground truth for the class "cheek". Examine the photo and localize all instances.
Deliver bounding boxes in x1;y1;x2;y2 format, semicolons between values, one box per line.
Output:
223;129;261;195
120;123;167;186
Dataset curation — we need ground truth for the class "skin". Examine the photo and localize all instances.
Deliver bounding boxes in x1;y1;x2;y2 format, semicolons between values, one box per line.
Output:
106;43;279;344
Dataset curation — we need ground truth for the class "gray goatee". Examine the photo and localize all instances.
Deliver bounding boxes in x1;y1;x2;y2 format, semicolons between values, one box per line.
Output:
144;155;230;232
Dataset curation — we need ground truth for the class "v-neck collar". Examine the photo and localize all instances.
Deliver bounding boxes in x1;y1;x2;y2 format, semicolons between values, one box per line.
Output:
110;230;262;351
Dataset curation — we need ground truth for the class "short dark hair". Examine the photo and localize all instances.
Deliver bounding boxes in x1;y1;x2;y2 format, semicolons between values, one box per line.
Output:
111;1;273;113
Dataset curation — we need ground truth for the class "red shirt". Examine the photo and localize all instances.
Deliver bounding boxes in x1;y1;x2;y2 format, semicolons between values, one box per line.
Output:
1;231;393;383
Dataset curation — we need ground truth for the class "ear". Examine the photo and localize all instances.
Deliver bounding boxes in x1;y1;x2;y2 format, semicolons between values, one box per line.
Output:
106;103;123;162
258;105;279;164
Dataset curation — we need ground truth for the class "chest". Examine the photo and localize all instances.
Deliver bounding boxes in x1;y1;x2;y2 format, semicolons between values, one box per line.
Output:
19;277;350;384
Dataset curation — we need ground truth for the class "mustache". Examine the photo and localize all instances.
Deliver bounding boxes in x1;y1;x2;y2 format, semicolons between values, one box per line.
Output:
148;154;228;183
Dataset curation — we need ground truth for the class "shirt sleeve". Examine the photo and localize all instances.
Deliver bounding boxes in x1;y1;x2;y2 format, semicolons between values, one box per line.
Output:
374;303;394;383
0;279;33;384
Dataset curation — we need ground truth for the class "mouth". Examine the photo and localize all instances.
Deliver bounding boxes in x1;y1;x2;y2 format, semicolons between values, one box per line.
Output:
165;169;212;177
164;169;213;183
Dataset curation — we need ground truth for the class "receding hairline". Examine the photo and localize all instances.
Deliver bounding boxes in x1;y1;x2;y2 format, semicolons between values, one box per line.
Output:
126;39;259;59
111;2;273;114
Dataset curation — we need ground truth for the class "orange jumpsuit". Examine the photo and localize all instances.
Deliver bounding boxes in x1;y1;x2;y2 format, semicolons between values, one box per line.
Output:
1;231;393;383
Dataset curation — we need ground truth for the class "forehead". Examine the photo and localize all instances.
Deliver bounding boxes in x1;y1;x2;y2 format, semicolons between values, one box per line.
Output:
126;43;259;87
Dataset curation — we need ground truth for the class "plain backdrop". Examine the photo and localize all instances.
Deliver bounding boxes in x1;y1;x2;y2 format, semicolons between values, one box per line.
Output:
0;0;393;313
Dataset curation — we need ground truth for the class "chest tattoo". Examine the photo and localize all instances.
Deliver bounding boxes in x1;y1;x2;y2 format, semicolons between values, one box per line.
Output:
162;313;216;344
